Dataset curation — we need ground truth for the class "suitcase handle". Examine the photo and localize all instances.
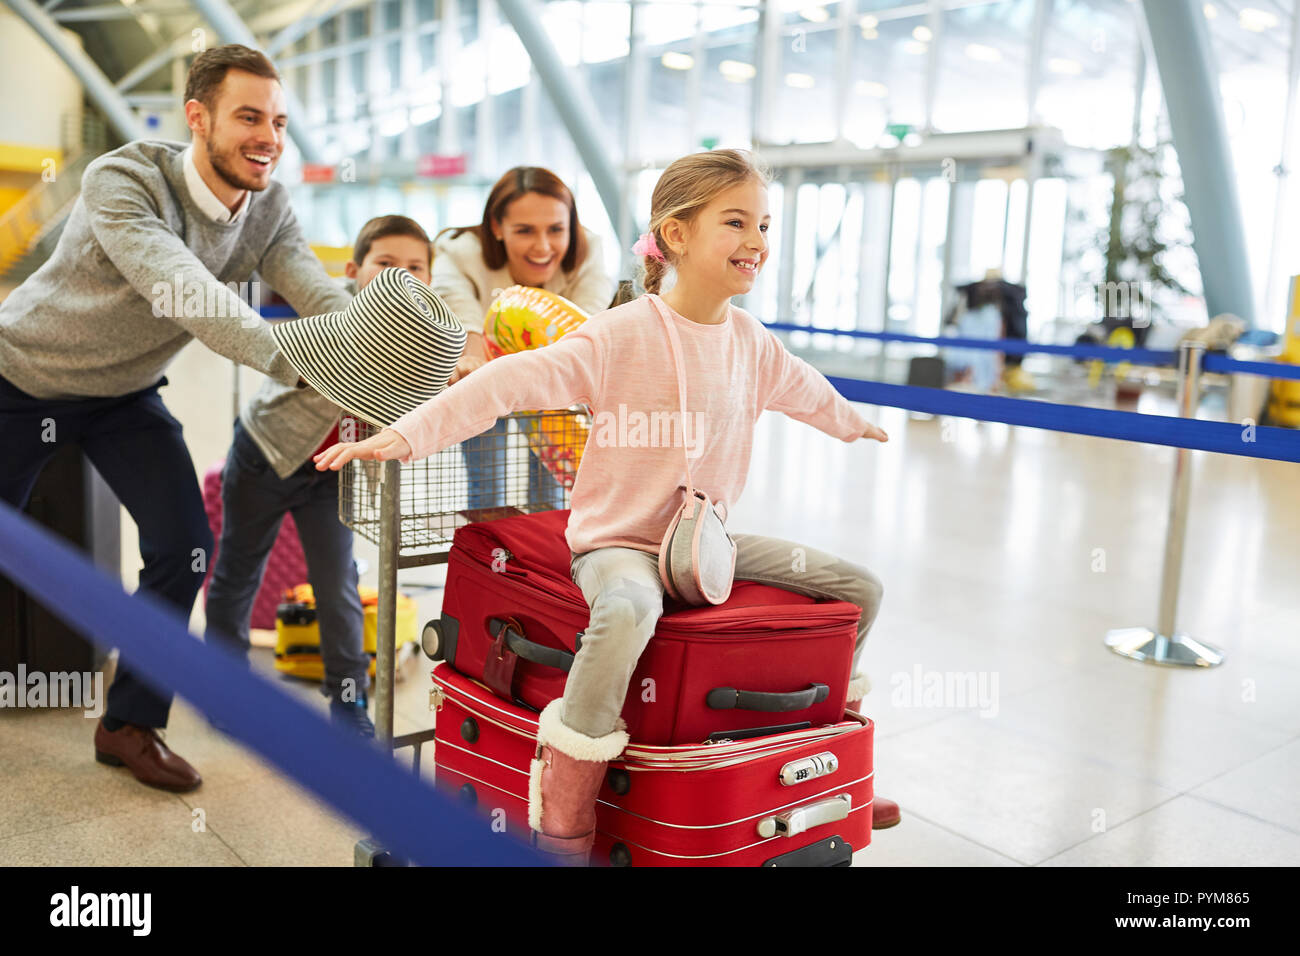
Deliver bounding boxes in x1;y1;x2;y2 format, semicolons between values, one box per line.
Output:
488;618;576;673
706;682;830;712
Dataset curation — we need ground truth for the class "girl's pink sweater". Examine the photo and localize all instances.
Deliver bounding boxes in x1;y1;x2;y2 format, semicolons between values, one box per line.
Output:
389;294;869;555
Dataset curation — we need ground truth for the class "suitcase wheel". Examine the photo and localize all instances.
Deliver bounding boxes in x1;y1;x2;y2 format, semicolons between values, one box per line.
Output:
421;619;442;660
606;768;630;796
459;783;477;807
460;717;479;744
608;843;632;867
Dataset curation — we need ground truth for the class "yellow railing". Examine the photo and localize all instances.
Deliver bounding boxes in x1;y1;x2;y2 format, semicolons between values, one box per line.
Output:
0;150;93;275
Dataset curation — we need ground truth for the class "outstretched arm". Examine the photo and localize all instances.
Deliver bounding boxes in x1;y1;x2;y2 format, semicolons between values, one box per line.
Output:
761;330;888;443
83;157;301;387
316;328;603;469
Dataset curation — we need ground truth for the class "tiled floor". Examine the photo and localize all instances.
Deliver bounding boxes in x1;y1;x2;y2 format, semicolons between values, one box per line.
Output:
2;340;1298;866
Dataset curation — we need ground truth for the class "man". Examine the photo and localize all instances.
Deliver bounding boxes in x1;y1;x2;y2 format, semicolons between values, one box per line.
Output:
0;44;350;792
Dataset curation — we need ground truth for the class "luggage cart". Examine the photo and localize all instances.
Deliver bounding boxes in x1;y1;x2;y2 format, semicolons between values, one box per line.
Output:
339;409;590;866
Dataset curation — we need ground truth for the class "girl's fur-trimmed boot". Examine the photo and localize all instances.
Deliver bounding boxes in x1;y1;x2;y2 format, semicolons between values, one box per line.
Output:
528;700;629;866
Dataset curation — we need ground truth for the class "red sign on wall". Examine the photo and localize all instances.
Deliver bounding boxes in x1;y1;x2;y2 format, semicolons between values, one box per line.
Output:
302;163;336;184
417;154;469;178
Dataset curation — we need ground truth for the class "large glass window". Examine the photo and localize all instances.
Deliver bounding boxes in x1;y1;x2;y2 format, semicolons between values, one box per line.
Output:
932;0;1033;133
1036;0;1142;149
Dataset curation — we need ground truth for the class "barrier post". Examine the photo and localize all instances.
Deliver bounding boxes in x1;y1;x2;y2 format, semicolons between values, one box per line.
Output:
1105;340;1224;667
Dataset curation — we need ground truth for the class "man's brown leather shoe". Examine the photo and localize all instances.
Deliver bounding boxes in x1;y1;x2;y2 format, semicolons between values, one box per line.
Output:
94;722;202;793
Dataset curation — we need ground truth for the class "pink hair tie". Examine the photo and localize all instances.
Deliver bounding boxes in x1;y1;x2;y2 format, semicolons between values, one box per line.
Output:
632;231;665;262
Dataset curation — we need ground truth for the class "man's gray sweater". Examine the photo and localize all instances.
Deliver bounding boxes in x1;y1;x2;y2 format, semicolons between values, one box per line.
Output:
0;140;350;409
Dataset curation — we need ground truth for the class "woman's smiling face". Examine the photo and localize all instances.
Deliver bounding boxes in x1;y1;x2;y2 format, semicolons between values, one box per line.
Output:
495;192;572;287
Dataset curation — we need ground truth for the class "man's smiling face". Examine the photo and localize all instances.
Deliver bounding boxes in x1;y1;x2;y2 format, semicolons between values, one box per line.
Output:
195;69;287;193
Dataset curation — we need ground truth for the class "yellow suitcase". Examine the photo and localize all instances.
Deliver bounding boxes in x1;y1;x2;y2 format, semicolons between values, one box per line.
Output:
274;584;418;681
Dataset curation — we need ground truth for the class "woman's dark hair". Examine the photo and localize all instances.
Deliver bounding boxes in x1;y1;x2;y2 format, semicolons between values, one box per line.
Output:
438;166;587;274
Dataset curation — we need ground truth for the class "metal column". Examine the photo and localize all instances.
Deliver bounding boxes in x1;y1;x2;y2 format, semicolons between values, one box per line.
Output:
439;0;460;155
777;167;802;321
497;0;637;241
1139;0;1256;326
187;0;327;164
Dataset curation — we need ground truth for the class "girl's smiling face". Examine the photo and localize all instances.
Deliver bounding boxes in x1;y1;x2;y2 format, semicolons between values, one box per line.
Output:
667;178;770;297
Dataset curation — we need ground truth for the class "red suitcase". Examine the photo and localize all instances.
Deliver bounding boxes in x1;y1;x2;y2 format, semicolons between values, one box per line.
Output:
201;459;308;631
427;509;861;745
430;662;873;866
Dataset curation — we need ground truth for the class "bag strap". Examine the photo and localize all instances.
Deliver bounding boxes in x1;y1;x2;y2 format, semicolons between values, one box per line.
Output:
647;294;696;495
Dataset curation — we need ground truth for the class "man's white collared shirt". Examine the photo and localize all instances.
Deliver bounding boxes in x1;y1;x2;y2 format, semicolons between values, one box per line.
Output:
182;145;249;223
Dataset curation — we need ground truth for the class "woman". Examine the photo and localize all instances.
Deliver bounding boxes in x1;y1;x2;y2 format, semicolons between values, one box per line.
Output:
435;167;615;512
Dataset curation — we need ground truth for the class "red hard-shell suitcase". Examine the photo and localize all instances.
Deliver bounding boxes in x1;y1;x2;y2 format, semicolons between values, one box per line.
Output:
201;459;308;630
430;662;872;867
427;510;860;745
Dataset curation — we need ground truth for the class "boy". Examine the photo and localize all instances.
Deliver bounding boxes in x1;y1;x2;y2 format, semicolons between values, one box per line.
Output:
203;216;433;737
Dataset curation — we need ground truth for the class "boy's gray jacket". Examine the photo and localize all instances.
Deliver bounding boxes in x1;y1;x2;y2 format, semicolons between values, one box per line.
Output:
240;277;357;479
0;140;350;402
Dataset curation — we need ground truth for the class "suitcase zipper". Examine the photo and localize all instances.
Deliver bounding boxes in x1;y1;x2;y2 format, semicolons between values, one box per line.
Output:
594;775;871;829
593;805;869;862
431;667;870;768
455;552;859;635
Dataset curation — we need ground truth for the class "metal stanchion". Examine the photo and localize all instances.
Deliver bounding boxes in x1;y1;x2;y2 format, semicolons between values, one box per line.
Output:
355;457;404;866
374;457;401;745
1105;340;1224;668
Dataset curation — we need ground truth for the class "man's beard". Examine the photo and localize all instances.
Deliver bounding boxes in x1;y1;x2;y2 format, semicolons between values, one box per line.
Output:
206;134;274;192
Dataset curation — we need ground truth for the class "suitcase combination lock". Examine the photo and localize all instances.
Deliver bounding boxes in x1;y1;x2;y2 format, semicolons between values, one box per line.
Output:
757;793;851;839
778;752;838;786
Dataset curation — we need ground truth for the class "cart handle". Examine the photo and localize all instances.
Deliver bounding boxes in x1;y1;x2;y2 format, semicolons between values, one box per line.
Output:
488;618;578;673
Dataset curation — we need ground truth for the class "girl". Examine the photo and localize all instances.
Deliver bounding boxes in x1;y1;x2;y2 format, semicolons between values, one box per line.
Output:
434;166;615;511
316;149;896;863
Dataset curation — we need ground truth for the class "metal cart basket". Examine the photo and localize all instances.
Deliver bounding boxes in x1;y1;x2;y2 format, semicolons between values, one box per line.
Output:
338;408;590;865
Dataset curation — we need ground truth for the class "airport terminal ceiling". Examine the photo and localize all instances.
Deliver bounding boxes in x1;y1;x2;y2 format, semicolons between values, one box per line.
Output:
12;0;1300;333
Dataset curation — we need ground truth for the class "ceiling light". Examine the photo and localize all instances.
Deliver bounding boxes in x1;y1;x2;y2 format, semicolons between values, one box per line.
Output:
1203;3;1218;18
902;39;928;55
1239;7;1278;31
966;43;1002;62
861;26;879;39
661;52;694;70
859;14;878;29
855;80;888;97
1047;57;1081;75
785;72;815;89
719;59;756;82
800;6;829;23
913;25;933;42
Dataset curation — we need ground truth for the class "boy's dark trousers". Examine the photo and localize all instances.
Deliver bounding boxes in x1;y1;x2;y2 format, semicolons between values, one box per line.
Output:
0;373;211;728
203;418;367;698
